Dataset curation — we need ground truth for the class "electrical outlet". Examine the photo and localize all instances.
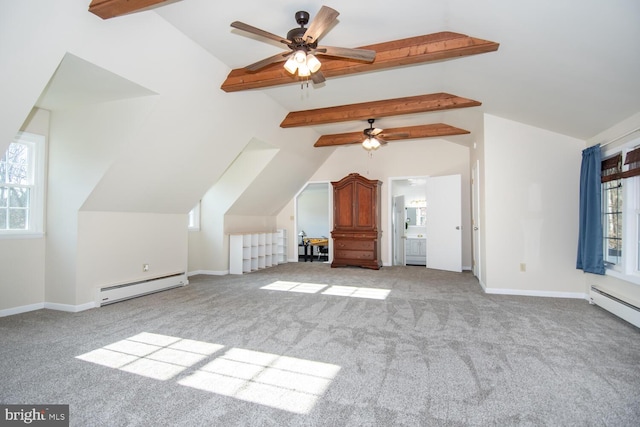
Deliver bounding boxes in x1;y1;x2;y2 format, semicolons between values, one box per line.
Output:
520;263;526;272
143;264;149;272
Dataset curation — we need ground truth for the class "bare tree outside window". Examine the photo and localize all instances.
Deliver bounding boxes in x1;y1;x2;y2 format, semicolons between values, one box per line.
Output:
0;142;32;230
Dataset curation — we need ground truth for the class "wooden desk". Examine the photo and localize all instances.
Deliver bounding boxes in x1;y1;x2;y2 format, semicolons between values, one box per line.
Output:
302;238;329;262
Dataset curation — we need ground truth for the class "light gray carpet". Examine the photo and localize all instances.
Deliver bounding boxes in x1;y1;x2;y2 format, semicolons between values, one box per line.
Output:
1;263;639;426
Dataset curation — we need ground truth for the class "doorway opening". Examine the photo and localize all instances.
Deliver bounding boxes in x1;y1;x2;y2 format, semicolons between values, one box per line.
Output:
295;182;331;263
390;177;428;266
388;175;462;272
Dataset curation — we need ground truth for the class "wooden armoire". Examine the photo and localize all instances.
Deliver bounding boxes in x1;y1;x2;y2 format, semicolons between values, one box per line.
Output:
331;173;382;270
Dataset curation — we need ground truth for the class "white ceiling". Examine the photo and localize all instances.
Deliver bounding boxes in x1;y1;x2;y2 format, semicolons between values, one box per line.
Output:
149;0;640;141
35;1;640;144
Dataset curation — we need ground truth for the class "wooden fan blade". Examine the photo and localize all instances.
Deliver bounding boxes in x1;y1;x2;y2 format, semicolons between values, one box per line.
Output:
314;124;471;147
315;45;376;62
245;51;291;71
371;128;383;136
379;132;410;138
231;21;292;45
311;71;326;84
303;6;339;44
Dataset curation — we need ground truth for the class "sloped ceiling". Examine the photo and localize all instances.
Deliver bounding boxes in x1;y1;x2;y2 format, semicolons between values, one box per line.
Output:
37;53;157;111
153;0;640;141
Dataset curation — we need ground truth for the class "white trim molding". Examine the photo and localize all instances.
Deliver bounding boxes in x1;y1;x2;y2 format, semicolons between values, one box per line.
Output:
0;302;45;317
484;287;588;300
45;301;97;312
0;301;97;317
188;269;228;276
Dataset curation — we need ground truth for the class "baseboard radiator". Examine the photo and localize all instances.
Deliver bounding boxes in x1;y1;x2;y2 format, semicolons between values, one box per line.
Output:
99;273;187;306
590;286;640;328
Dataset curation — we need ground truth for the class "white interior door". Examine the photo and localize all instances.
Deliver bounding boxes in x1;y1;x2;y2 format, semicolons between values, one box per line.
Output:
472;161;481;278
393;195;406;265
426;175;462;272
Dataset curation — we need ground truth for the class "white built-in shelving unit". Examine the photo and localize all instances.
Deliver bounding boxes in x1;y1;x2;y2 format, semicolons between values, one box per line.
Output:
229;230;286;275
276;229;287;264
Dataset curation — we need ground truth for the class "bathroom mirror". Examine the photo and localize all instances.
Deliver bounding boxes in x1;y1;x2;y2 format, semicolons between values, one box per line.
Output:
406;207;426;227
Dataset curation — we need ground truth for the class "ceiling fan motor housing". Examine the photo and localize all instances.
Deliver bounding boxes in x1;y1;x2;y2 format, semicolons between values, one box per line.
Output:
294;11;309;26
287;27;308;45
287;11;317;49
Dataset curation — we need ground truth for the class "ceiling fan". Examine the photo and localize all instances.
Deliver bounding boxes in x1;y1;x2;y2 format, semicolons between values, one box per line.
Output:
313;121;471;148
361;119;409;151
230;5;376;84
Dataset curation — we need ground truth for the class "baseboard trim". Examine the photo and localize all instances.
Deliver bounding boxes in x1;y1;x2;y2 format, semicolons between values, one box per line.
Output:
484;287;588;300
188;269;228;276
45;301;97;312
1;300;97;317
0;302;45;317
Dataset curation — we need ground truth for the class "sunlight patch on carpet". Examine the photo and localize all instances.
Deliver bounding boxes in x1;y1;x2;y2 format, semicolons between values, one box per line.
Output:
76;333;340;414
179;348;340;414
261;281;390;300
75;332;223;380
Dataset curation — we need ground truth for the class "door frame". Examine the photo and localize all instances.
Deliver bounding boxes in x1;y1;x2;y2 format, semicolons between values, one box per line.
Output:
294;181;332;263
392;195;406;266
472;160;482;279
387;176;429;267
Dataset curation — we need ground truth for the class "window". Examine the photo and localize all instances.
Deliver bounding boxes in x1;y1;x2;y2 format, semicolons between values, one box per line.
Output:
601;154;623;265
188;201;200;230
602;138;640;284
0;132;45;237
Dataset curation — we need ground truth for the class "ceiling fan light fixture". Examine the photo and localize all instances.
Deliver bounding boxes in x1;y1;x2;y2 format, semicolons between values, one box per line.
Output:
362;137;380;151
284;56;298;74
306;53;321;73
293;49;307;63
297;63;311;77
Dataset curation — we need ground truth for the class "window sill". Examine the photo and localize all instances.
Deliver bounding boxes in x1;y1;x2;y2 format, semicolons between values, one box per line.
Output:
0;232;45;240
605;268;640;286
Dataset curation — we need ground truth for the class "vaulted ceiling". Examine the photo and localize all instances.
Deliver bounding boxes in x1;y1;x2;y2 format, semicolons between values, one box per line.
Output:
91;0;640;145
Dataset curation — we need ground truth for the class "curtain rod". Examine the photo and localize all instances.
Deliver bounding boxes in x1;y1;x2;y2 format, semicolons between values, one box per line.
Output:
600;126;640;148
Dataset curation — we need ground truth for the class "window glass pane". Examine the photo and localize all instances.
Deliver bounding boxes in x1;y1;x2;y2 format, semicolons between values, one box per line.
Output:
9;188;29;208
1;134;43;235
0;160;6;184
637;212;640;271
6;143;30;185
602;179;623;265
8;208;27;229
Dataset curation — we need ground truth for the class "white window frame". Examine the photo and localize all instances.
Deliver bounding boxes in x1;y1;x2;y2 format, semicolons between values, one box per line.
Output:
188;201;200;231
602;137;640;286
0;132;45;239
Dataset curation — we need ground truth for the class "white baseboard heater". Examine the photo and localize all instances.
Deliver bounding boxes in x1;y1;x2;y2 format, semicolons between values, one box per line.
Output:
99;273;187;306
590;286;640;329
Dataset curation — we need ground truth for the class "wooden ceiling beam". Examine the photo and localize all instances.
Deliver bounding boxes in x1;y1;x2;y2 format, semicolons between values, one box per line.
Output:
281;93;480;128
88;0;178;19
314;124;470;147
221;32;499;92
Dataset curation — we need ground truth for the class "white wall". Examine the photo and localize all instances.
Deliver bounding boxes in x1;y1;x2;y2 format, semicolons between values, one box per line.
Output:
0;109;49;313
483;114;585;296
45;97;156;306
303;138;472;267
188;139;279;275
77;211;187;304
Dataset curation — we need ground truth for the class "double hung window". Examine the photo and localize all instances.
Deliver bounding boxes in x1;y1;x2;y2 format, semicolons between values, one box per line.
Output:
0;132;45;236
602;139;640;283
